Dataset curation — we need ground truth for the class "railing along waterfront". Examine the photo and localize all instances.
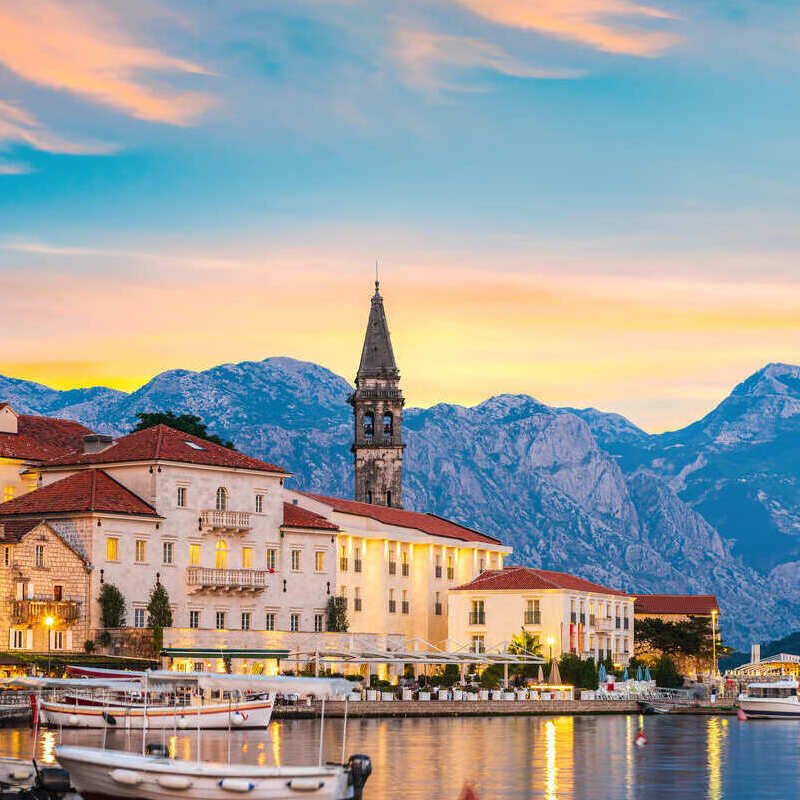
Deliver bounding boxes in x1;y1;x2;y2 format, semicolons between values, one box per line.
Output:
186;567;267;591
9;596;81;624
199;510;251;532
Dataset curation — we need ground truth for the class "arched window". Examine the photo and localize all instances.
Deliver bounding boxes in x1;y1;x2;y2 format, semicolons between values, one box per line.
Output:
383;413;393;439
366;489;373;504
215;540;228;569
215;487;228;511
363;412;374;441
386;490;392;507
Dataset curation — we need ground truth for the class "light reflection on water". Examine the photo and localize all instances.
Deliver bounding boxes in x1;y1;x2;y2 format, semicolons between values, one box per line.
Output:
0;714;798;799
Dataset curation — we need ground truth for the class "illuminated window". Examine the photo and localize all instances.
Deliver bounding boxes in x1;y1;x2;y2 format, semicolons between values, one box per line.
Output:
215;487;228;511
255;494;264;513
242;547;253;568
2;486;14;503
339;545;348;572
135;540;146;562
215;540;227;569
315;551;324;572
177;487;187;507
266;548;277;571
189;544;201;565
163;541;174;564
291;550;301;572
106;537;119;562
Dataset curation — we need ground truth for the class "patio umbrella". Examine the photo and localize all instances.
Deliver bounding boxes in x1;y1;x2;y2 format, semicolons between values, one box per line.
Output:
549;659;562;686
598;664;606;685
623;667;629;681
636;665;643;681
644;666;651;682
537;665;544;683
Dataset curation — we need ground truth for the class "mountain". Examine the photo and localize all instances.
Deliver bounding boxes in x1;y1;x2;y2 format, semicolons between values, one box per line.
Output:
2;358;798;647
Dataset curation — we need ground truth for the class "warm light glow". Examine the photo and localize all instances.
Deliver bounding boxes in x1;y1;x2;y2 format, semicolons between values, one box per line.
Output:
547;636;555;646
44;615;54;628
544;720;557;800
707;716;724;800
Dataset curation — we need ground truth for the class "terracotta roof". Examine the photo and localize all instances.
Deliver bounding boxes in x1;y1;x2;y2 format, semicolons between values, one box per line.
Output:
44;424;288;474
0;469;159;518
0;518;42;542
0;412;93;461
634;594;719;616
282;502;339;531
300;492;501;544
452;566;630;595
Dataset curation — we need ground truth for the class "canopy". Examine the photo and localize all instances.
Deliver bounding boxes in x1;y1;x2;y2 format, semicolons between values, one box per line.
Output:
0;676;143;690
644;667;651;681
66;665;143;680
145;672;353;698
623;667;629;681
636;665;643;681
548;660;562;685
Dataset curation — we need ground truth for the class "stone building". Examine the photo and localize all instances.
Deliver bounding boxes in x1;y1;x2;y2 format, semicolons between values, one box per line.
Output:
349;280;405;508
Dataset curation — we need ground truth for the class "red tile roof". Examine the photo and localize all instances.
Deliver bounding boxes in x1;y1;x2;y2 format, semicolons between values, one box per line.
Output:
300;492;501;544
0;412;93;461
0;519;42;543
0;469;159;518
44;424;288;474
282;502;339;531
452;566;630;595
634;594;719;616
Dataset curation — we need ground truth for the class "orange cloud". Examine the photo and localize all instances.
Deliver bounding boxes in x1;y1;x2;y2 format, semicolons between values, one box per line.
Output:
395;30;583;91
0;0;214;125
453;0;681;56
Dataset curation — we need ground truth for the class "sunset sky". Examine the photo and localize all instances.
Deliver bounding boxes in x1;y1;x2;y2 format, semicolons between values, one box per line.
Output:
1;0;799;432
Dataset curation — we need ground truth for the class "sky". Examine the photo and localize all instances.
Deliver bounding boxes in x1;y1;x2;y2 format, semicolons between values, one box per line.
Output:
1;0;799;432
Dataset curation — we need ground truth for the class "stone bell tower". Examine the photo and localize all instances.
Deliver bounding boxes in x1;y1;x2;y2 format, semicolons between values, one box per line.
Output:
349;279;405;507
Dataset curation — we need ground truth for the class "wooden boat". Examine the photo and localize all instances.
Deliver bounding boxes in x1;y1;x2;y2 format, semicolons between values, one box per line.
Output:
738;680;800;718
637;701;671;714
55;674;371;800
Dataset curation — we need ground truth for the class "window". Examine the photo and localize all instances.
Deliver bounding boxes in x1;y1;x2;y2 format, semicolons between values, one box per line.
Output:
290;613;299;632
447;555;454;581
388;551;396;575
163;541;174;565
135;540;147;562
388;589;396;614
266;548;277;571
215;487;228;511
2;486;13;502
363;411;374;441
134;608;146;628
189;544;201;566
106;537;119;561
215;540;227;569
401;550;409;577
339;545;347;572
215;611;226;630
469;600;485;625
315;551;325;572
265;612;276;631
366;489;373;504
35;544;44;568
291;550;301;572
177;487;187;507
189;610;200;629
53;585;63;601
354;588;362;612
51;631;64;650
471;635;485;654
242;547;253;569
386;490;392;507
241;612;251;631
434;592;442;616
435;554;442;579
255;494;264;513
401;590;409;615
10;630;25;650
525;599;541;625
3;546;9;567
383;412;393;439
354;548;362;573
314;614;324;632
479;557;485;573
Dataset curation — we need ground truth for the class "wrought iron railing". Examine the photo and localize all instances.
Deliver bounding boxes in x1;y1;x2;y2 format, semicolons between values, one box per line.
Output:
185;567;267;590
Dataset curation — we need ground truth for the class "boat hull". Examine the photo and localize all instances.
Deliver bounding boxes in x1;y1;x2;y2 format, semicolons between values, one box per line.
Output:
739;699;800;719
55;746;354;800
40;699;273;729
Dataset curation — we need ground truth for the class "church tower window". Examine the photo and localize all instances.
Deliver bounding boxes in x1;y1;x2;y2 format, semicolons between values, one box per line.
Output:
364;412;375;441
383;413;393;440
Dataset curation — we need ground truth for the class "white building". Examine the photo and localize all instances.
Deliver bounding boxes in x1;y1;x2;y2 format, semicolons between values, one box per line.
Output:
448;566;634;665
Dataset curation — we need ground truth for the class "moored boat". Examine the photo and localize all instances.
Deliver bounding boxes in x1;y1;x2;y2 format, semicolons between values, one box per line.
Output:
738;680;800;718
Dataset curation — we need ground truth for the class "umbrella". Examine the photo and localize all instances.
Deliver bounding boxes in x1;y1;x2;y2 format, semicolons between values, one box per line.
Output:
636;665;643;681
537;665;544;683
598;664;606;685
623;667;629;681
549;659;562;685
644;666;651;682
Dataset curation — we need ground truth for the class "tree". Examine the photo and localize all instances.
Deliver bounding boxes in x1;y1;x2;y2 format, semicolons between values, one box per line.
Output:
147;580;173;654
98;583;126;629
132;412;235;450
508;629;543;679
557;654;599;690
326;596;348;632
653;654;683;688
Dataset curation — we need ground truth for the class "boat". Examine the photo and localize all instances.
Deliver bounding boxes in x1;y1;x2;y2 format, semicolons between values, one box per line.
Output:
55;674;372;800
637;701;671;714
737;680;800;718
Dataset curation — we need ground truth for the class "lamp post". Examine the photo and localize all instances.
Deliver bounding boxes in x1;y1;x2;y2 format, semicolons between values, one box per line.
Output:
44;615;54;674
711;609;718;679
547;636;554;664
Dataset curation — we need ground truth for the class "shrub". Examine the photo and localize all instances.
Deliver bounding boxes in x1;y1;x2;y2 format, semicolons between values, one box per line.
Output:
98;583;126;629
83;640;95;653
654;655;683;688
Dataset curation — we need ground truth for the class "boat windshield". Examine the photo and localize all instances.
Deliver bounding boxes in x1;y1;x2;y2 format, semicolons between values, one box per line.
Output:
747;686;797;699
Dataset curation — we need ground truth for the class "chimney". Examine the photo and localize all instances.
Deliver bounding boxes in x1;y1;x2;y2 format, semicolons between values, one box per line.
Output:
751;643;761;664
83;434;113;454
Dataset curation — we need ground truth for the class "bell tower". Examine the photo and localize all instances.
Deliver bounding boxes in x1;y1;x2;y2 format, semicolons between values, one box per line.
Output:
349;278;405;507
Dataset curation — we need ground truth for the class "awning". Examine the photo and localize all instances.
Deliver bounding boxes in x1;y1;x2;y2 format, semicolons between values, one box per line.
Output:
161;648;290;659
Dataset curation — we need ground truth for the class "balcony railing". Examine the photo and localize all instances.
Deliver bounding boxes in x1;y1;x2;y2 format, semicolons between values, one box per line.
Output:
570;613;577;623
623;618;630;630
186;567;267;592
596;616;614;631
354;598;362;612
199;510;251;533
447;568;455;580
434;603;443;616
435;565;442;579
10;597;81;625
524;611;541;625
388;562;396;576
615;618;621;629
469;611;485;625
340;557;349;572
579;614;586;625
401;564;410;577
354;559;362;573
388;600;396;613
589;615;596;627
401;601;410;615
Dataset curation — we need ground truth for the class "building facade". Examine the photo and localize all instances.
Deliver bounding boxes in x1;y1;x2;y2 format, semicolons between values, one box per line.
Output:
448;566;634;665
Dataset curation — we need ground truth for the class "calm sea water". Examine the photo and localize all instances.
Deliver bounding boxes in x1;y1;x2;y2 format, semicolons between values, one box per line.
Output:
1;714;798;799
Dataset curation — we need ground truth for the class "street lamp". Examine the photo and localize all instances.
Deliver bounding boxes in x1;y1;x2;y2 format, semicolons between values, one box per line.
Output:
44;616;54;674
547;636;555;664
711;609;718;679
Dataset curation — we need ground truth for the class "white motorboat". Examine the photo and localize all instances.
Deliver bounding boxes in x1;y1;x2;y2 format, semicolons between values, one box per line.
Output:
738;680;800;718
55;674;371;800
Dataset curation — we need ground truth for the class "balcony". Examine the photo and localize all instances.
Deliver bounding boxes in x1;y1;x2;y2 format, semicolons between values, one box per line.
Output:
524;612;541;625
435;566;442;579
186;567;267;593
354;559;362;573
199;510;251;534
469;611;485;626
447;568;455;581
401;564;410;577
340;557;349;572
10;597;81;625
596;616;615;631
388;562;397;576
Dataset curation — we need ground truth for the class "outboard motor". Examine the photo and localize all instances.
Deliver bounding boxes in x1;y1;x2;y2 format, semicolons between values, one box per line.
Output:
26;761;72;800
346;754;372;800
145;743;170;758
